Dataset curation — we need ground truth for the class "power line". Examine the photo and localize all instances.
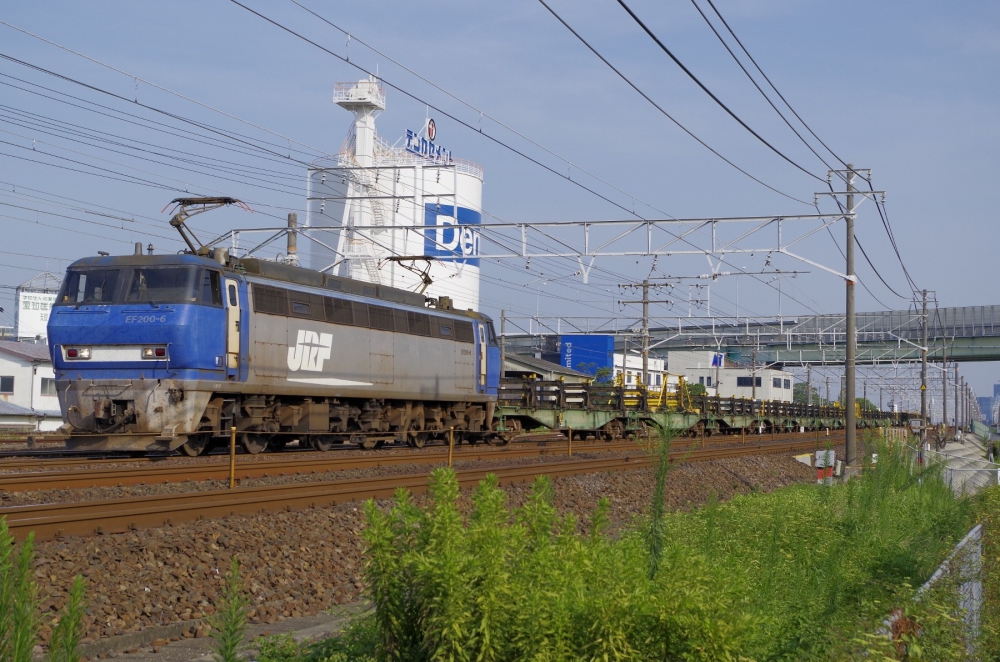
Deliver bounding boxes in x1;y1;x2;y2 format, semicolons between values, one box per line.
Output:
536;0;811;206
0;122;305;198
867;179;918;291
701;0;849;170
0;72;320;170
0;52;314;168
687;0;916;300
0;20;334;162
614;0;824;182
0;102;303;182
820;180;906;303
687;0;841;177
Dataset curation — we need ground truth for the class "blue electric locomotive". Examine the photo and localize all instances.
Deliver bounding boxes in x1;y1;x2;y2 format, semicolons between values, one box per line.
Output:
48;198;503;455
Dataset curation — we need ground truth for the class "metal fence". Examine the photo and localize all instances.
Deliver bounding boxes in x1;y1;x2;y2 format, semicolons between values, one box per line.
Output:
922;445;1000;495
881;523;984;653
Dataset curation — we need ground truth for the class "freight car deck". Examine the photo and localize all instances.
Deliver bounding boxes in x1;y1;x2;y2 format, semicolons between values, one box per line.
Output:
497;380;896;440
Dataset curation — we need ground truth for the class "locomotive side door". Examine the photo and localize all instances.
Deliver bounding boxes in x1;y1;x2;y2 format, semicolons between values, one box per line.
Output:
477;323;487;391
224;278;241;377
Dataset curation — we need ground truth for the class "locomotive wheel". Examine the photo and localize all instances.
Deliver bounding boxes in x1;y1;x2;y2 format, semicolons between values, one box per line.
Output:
408;432;430;449
601;420;624;441
241;433;269;455
310;435;335;452
178;434;210;457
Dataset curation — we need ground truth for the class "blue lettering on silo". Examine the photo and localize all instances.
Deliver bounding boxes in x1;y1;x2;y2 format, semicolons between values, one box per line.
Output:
424;204;481;267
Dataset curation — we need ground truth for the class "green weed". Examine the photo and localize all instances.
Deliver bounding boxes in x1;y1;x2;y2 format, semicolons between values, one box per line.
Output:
210;557;250;662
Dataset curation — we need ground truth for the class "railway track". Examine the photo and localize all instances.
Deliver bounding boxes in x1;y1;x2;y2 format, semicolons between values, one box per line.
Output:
0;440;635;491
0;431;846;492
0;438;832;541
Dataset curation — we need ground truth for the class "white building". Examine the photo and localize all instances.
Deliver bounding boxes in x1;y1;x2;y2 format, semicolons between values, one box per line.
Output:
666;351;794;403
0;340;62;430
613;354;679;390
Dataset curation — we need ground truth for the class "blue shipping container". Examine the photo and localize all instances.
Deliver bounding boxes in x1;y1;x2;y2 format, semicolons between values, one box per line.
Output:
559;335;614;379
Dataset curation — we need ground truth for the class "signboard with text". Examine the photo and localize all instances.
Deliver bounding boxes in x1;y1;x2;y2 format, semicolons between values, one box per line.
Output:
15;289;57;340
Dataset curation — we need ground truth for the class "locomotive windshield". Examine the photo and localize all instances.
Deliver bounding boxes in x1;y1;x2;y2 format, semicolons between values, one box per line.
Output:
125;267;201;304
55;266;222;307
56;269;120;305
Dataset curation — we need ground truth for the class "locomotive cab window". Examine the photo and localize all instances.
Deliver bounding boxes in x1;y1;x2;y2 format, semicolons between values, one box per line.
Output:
126;267;200;304
56;269;120;305
201;270;222;306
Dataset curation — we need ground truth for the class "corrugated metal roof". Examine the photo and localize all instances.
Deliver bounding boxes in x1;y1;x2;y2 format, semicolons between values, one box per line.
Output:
0;340;50;362
504;353;591;378
0;400;41;417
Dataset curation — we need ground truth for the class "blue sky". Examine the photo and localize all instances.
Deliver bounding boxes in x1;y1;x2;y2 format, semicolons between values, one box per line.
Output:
0;0;997;398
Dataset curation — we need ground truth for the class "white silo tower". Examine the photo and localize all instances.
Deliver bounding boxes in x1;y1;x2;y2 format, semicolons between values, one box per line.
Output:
306;78;483;311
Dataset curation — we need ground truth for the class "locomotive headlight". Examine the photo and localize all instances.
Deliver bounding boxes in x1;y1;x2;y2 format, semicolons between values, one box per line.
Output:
142;347;167;359
66;347;91;360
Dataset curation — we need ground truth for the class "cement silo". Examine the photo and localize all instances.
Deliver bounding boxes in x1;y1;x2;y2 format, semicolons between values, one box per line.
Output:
306;78;483;311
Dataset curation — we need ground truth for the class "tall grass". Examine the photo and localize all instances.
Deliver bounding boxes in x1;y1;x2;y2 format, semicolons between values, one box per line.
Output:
46;576;87;662
354;433;973;660
0;517;88;662
0;519;38;662
362;466;753;661
210;557;250;662
643;428;674;579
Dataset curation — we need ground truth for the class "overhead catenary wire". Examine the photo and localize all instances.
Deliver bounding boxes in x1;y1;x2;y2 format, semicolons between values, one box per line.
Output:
291;0;703;222
867;179;918;292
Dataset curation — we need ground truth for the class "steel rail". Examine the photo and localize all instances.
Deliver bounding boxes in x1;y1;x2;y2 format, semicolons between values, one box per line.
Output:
0;439;638;491
0;439;829;541
0;432;845;492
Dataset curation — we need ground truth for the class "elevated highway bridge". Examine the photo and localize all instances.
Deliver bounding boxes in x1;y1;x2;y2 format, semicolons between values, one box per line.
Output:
645;305;1000;367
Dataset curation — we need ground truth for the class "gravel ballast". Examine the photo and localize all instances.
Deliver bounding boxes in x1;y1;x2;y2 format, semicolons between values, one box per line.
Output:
16;450;824;649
